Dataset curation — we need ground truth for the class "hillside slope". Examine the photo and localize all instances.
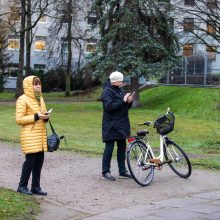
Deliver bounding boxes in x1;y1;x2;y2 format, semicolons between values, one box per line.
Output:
140;86;219;121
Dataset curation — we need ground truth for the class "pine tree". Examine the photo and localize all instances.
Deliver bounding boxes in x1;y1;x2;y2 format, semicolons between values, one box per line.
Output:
91;0;180;106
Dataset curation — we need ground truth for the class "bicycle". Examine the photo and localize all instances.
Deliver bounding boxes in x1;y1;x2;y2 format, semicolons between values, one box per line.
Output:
127;109;192;186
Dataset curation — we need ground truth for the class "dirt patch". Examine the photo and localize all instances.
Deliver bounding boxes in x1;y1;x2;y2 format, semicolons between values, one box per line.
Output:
1;142;220;220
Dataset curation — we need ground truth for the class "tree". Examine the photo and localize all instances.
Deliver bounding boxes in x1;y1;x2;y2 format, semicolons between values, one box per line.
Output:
2;0;51;97
174;0;220;53
48;0;94;96
0;20;11;91
91;0;180;107
25;0;52;76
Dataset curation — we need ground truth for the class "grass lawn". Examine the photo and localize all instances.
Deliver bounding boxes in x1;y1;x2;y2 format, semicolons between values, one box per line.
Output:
0;86;219;170
0;188;40;220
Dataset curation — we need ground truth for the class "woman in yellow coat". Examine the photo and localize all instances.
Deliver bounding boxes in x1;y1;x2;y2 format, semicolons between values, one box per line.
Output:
16;76;49;195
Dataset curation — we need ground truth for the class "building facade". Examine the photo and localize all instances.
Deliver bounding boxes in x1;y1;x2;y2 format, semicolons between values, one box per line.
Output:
1;0;220;88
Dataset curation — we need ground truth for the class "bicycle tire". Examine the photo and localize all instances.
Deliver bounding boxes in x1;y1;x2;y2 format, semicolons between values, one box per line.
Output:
164;141;192;178
127;141;154;186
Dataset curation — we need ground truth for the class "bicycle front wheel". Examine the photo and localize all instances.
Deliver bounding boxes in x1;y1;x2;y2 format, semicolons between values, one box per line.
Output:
164;141;191;178
127;141;154;186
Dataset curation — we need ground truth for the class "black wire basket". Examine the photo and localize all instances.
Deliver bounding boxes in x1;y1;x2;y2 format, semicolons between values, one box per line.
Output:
154;112;175;135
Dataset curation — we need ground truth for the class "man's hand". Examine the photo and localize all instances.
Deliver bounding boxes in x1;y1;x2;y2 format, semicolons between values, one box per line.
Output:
123;93;131;102
127;92;135;103
127;96;133;103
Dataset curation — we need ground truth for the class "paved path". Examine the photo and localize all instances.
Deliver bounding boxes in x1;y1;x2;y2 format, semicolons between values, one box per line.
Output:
0;142;220;220
83;191;220;220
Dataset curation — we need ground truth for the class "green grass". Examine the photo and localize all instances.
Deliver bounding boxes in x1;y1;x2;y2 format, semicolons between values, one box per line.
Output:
0;86;102;102
0;86;219;169
0;188;40;220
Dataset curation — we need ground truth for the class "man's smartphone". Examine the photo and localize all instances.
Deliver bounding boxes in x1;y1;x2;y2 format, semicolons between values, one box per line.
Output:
45;108;53;115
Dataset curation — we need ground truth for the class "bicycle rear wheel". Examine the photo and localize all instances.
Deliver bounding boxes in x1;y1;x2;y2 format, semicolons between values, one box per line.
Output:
127;141;154;186
164;141;191;178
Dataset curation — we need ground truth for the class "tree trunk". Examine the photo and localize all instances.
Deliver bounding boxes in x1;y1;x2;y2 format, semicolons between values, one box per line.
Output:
26;0;31;76
15;0;26;98
65;0;72;97
130;75;141;108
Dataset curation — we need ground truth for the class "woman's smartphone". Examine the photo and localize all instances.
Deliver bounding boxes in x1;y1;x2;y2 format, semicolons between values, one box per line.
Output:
45;108;53;115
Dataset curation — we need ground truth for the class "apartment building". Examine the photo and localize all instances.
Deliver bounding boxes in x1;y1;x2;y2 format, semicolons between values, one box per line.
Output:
1;0;220;83
172;0;220;75
1;0;98;75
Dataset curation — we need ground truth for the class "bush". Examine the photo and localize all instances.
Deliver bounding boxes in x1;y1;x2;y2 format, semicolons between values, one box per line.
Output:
40;67;76;92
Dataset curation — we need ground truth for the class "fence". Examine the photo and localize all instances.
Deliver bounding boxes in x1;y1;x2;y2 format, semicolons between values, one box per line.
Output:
162;54;220;86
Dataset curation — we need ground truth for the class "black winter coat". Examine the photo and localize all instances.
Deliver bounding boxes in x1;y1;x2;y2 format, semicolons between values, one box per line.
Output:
101;80;132;142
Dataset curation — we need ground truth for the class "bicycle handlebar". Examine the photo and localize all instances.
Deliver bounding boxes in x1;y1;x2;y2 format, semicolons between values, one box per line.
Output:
138;121;152;126
139;107;172;127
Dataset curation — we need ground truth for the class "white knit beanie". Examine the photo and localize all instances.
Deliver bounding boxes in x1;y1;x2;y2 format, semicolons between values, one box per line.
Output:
109;71;124;82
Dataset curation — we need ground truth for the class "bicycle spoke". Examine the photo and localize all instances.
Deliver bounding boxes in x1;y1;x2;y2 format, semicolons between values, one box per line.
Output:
127;141;154;186
165;141;191;178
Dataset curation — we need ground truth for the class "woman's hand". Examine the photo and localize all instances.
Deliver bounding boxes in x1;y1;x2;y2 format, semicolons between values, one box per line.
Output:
38;112;49;120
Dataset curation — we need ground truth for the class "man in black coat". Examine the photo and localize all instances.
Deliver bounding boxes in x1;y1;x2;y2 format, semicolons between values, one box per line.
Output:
101;71;134;181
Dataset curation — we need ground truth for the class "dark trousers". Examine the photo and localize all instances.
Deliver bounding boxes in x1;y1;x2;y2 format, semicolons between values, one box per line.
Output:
19;152;44;188
102;139;127;175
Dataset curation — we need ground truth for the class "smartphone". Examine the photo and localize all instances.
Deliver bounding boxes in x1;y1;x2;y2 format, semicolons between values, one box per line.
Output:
45;108;53;115
130;92;135;97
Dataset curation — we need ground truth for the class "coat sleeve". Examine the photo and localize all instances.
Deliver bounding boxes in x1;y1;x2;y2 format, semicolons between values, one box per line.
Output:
127;101;132;109
16;97;35;125
101;90;125;112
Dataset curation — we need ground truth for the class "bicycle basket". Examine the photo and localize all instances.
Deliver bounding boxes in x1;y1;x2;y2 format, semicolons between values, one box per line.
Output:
154;112;175;135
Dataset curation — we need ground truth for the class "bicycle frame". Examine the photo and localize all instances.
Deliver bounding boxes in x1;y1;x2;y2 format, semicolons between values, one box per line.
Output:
129;135;170;167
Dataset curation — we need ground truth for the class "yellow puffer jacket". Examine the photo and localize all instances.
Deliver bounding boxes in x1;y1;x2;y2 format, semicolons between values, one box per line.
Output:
16;76;48;154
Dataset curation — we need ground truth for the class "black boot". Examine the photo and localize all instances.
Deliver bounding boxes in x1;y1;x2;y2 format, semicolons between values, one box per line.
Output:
31;186;47;196
17;186;33;195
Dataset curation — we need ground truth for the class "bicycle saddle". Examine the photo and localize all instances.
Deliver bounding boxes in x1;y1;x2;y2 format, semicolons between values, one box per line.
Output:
137;130;149;136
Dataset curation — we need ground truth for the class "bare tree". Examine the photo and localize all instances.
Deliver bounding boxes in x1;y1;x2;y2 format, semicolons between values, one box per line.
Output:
174;0;220;52
1;0;52;97
25;0;52;76
48;0;96;96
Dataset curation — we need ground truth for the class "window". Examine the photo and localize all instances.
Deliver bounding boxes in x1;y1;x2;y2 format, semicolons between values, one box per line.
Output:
8;39;20;50
207;21;216;34
10;7;21;22
39;14;47;23
34;64;46;72
8;63;19;76
206;45;217;60
34;37;46;51
184;0;195;6
87;11;97;25
183;44;193;56
88;16;97;25
183;18;194;32
86;43;96;53
207;0;217;9
85;39;97;53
